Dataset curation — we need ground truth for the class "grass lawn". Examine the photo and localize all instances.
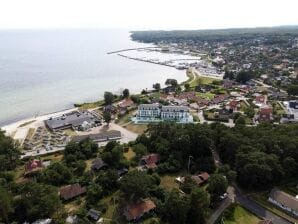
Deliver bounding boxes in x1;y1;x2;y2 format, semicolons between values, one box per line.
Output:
116;110;136;125
196;92;215;100
63;128;77;136
122;123;148;135
123;148;136;161
223;204;260;224
64;198;85;213
160;174;180;191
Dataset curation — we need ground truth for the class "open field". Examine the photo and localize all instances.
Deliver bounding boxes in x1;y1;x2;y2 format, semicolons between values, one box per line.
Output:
123;148;136;161
223;204;260;224
122;123;148;135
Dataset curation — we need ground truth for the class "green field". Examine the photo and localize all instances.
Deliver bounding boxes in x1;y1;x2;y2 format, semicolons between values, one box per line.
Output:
223;204;260;224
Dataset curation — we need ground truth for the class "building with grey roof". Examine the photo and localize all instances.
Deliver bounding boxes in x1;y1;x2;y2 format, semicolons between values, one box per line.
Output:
45;111;100;131
71;130;121;143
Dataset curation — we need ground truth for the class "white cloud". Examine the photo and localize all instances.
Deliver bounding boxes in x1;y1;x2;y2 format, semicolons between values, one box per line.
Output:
0;0;297;29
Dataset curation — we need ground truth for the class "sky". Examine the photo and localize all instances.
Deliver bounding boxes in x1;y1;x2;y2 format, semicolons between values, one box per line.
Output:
0;0;297;30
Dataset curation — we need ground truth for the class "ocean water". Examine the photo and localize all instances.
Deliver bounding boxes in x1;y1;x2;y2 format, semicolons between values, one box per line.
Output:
0;29;185;126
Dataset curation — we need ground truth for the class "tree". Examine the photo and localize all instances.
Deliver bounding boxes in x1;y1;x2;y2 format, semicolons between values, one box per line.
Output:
236;70;252;84
86;183;103;206
184;83;190;91
0;130;20;171
120;170;154;201
244;107;255;118
187;188;210;224
153;83;161;91
104;91;114;105
0;186;13;223
207;174;228;202
287;85;298;96
122;89;130;98
235;115;246;126
14;182;62;223
95;170;119;195
39;162;72;186
165;79;178;87
103;111;112;125
162;189;190;224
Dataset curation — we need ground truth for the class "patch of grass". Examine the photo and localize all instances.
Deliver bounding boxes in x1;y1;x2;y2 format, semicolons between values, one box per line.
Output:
63;128;77;136
26;128;36;140
123;148;136;161
75;100;104;110
223;204;260;224
116;110;136;125
18;120;36;128
122;123;148;135
196;92;215;100
160;174;180;191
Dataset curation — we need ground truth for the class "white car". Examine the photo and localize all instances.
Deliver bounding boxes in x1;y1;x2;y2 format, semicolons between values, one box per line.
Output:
220;193;228;200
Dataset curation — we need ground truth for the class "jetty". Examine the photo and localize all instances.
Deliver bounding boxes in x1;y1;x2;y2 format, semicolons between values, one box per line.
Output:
107;47;159;54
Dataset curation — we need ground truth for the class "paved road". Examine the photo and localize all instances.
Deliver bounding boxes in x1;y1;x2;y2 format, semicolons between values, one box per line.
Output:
206;198;232;224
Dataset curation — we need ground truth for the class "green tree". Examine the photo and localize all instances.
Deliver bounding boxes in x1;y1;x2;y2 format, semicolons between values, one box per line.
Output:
0;130;20;171
122;89;130;98
287;84;298;96
207;174;228;202
187;188;210;224
120;170;153;201
236;70;252;84
103;111;112;125
95;170;119;195
184;83;190;91
14;182;62;223
104;91;114;105
165;79;178;87
0;186;13;223
153;83;161;91
162;189;190;224
39;162;72;186
86;183;103;206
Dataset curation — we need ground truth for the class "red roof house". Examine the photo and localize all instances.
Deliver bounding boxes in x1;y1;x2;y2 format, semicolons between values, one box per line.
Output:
24;159;44;176
123;198;156;221
259;106;273;122
140;154;161;169
59;184;86;200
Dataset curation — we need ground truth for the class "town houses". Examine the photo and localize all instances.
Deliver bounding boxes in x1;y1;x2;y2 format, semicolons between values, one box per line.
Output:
134;104;193;123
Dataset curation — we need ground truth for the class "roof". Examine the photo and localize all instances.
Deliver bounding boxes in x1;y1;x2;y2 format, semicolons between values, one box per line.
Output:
161;106;189;112
258;220;273;224
138;104;160;110
71;130;121;143
91;158;108;170
118;98;134;108
45;111;99;130
25;159;43;174
269;188;298;211
59;184;86;200
141;154;161;169
87;209;101;220
123;199;156;221
260;106;273;115
191;172;210;185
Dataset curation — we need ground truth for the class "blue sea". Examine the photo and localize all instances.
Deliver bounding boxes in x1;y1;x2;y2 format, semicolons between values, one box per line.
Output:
0;29;185;126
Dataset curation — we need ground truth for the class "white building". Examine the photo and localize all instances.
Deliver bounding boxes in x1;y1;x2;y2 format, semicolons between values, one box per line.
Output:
268;188;298;217
134;104;193;123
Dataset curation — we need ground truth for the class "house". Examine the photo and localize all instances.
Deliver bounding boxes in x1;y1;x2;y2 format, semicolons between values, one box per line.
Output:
140;153;161;169
88;209;101;221
222;79;236;89
135;104;193;123
123;198;156;221
258;219;273;224
24;159;44;176
226;100;240;112
32;219;52;224
103;105;117;114
212;94;229;104
215;109;231;121
268;188;298;217
118;98;134;115
45;111;100;131
66;215;79;224
191;172;210;186
71;130;121;143
91;158;108;171
254;95;267;107
258;106;273;122
176;172;210;186
59;184;86;200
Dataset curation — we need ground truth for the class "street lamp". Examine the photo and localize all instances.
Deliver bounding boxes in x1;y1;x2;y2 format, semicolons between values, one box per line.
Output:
187;155;193;173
